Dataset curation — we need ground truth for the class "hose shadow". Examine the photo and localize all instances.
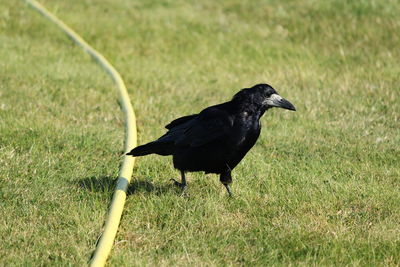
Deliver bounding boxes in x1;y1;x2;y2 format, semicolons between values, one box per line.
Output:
77;176;171;196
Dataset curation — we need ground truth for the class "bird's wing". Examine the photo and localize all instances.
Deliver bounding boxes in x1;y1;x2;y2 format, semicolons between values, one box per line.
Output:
174;107;234;147
165;114;198;130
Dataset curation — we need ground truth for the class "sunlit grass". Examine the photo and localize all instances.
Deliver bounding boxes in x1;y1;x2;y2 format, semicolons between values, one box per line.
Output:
0;0;399;265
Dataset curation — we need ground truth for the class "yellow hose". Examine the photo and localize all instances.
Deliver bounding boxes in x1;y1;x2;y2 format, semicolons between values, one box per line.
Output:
23;1;137;266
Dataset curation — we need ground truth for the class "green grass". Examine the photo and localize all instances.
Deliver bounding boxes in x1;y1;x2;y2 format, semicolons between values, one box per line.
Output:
1;0;399;265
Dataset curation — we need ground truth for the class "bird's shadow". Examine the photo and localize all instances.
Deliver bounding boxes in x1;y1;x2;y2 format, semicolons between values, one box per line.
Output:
77;176;171;196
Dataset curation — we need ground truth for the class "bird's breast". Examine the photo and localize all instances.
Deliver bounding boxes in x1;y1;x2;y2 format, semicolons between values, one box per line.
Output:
230;117;261;148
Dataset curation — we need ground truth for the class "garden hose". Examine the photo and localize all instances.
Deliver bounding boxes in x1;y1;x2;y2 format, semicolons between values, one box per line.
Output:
23;1;137;266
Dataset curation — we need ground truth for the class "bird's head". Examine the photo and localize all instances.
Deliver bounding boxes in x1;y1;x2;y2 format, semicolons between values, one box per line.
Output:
233;84;296;112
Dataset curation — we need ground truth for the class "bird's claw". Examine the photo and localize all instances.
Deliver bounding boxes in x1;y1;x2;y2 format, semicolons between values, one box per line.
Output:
224;184;233;197
170;178;185;188
170;178;188;197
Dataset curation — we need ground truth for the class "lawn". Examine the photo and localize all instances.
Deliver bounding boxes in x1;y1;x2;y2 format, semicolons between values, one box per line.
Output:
0;0;399;265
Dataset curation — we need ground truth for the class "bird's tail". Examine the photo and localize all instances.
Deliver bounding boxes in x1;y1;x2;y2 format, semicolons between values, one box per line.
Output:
126;141;173;157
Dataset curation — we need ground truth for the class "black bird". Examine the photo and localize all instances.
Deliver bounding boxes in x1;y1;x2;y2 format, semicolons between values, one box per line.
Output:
127;84;296;196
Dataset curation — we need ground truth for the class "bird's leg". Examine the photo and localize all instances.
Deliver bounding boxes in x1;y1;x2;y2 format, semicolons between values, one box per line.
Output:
220;171;233;197
170;171;188;194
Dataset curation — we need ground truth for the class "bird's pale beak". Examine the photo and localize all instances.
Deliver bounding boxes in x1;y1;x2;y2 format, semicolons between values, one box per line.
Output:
265;94;296;111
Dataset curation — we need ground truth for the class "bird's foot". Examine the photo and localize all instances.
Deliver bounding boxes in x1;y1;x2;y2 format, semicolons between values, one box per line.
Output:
170;179;188;196
170;178;186;188
224;184;233;197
